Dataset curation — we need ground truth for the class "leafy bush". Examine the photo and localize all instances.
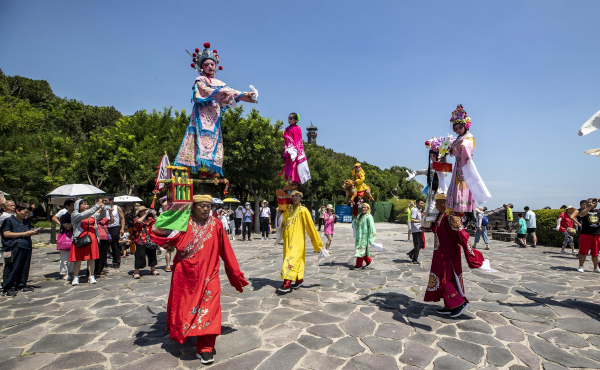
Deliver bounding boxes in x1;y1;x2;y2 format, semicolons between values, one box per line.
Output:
533;209;563;247
393;199;416;223
32;220;52;228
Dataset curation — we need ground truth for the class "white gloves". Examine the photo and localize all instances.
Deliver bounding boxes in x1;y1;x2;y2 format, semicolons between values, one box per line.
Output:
318;248;330;261
370;243;384;251
286;148;298;161
249;85;258;102
406;170;416;181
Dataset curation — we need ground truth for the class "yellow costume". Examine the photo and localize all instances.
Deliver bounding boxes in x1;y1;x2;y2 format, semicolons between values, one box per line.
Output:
353;163;367;192
280;205;323;281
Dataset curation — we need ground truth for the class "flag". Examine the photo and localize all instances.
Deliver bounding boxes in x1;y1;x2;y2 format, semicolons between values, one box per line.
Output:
578;109;600;136
155;154;171;190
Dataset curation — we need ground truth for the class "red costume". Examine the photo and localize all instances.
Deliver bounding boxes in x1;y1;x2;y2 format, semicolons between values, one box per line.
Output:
150;216;248;353
424;213;484;308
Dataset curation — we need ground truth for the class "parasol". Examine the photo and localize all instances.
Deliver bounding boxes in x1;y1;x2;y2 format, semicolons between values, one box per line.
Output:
114;195;143;203
223;197;240;203
47;184;105;197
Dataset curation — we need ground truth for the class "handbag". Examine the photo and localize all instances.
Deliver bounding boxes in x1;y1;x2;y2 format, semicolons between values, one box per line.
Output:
57;231;73;250
74;233;92;248
145;235;160;250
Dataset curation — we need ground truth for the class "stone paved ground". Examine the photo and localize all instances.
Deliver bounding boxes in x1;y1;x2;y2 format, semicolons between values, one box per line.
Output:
1;223;600;370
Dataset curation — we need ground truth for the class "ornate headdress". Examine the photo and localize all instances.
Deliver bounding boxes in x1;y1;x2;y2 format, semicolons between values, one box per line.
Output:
193;194;213;203
449;104;471;130
189;42;223;74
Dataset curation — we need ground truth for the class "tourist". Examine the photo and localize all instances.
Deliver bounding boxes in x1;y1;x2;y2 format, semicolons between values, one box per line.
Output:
311;208;316;223
524;206;537;247
219;208;230;238
323;204;336;253
407;199;424;264
132;206;159;279
0;200;15;225
473;206;489;250
317;205;326;231
353;203;376;269
123;203;136;257
227;207;235;240
1;202;42;296
69;199;107;285
277;190;325;294
572;200;587;248
242;202;253;241
259;200;271;240
405;201;414;241
51;205;69;226
516;213;527;247
150;194;249;365
557;206;576;255
23;199;35;227
159;196;168;214
94;199;114;276
235;205;243;236
503;204;513;231
57;199;76;281
575;198;600;273
424;193;484;318
103;195;125;269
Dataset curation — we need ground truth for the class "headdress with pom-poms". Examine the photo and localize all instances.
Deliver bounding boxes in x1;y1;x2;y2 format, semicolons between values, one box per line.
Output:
449;104;471;130
187;42;223;75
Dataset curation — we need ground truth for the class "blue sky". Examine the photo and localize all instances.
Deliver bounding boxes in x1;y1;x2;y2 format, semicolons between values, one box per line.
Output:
1;0;599;210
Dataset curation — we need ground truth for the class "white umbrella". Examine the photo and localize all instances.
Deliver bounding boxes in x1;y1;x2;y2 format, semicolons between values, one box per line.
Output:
47;184;105;197
114;195;143;203
213;198;224;205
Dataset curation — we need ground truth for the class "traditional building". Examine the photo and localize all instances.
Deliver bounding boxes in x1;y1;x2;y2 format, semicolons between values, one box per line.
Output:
306;122;318;144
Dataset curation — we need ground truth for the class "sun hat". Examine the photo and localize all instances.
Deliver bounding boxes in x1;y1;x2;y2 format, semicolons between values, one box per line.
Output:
326;204;334;210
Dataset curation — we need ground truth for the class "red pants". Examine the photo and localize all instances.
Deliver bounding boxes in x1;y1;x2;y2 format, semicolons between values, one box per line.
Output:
282;278;303;289
196;334;217;353
579;234;600;257
355;256;372;268
442;281;465;309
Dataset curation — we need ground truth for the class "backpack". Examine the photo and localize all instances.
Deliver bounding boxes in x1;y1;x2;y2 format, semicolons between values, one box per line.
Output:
481;216;489;226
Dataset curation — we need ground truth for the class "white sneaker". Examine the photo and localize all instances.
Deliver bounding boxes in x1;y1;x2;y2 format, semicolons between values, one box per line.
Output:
560;250;568;254
594;268;600;273
89;275;97;284
62;274;70;280
577;266;584;273
72;276;79;286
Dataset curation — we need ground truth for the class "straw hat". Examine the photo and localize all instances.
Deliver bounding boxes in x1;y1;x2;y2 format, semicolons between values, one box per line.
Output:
326;204;334;210
136;206;148;214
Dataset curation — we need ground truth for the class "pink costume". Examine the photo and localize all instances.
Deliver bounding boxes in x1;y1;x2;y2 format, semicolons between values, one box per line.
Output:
175;74;242;175
278;123;311;184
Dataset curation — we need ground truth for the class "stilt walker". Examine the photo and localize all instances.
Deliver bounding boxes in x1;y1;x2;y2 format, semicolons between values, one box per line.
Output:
279;112;311;191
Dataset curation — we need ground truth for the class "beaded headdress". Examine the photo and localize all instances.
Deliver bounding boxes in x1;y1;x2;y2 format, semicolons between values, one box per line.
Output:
188;42;223;74
449;104;471;129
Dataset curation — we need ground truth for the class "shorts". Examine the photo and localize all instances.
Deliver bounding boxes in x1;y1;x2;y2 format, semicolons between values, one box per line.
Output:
517;233;526;239
578;234;600;257
526;228;536;234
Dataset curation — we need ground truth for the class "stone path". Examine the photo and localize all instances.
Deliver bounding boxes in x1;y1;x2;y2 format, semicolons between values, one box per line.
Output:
1;223;599;369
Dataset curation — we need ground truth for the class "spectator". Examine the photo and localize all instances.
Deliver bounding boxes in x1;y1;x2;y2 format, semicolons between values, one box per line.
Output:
51;204;69;226
560;205;567;210
524;206;537;247
69;199;107;285
22;199;36;227
503;204;513;231
1;202;42;296
242;202;254;241
323;204;336;253
576;198;600;273
317;205;326;231
94;199;114;277
572;200;587;248
473;207;489;250
132;206;159;279
0;200;15;225
219;208;230;237
407;199;424;264
227;207;236;240
259;200;271;240
556;206;576;255
235;205;243;236
405;201;414;241
57;199;76;281
103;195;125;269
311;208;316;223
516;213;527;247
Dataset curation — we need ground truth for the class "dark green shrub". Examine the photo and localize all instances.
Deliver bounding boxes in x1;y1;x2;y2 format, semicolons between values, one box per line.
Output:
534;209;563;247
393;199;416;223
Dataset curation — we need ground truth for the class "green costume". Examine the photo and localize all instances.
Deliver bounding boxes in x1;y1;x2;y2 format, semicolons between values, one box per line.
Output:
353;213;376;258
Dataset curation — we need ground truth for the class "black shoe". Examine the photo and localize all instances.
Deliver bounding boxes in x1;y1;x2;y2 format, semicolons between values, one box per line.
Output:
196;352;214;364
276;286;292;294
412;260;420;264
292;281;304;289
2;289;17;297
436;307;452;315
450;301;469;318
18;286;34;292
364;260;372;268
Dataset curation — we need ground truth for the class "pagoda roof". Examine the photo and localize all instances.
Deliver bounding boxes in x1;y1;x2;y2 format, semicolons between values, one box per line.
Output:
306;122;318;130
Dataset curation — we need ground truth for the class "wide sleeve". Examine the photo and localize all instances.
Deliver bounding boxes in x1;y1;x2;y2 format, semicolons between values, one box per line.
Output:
194;78;242;106
303;208;324;252
71;205;100;224
149;222;186;248
459;138;475;167
367;215;377;245
448;215;484;269
217;219;249;292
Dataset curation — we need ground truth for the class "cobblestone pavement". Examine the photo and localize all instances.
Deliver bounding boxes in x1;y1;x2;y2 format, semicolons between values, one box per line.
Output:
1;223;600;369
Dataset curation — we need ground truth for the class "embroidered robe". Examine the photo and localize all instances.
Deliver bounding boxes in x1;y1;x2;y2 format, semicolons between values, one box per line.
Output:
150;216;248;343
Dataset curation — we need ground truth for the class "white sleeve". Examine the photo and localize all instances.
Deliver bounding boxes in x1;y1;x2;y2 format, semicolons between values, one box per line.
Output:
462;159;491;205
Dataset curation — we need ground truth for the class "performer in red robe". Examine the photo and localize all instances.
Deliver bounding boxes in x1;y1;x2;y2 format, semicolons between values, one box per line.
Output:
151;194;248;365
424;193;484;318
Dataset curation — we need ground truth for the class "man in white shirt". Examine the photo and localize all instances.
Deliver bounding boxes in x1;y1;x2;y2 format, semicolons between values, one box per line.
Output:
317;206;326;231
259;200;271;240
524;206;537;247
235;206;244;236
407;199;424;264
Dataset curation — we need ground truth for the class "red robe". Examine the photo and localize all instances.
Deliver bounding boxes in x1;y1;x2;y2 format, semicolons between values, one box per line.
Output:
150;216;248;343
424;213;484;305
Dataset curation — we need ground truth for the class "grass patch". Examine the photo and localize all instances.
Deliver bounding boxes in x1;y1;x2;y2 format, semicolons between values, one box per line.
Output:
32;220;52;228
